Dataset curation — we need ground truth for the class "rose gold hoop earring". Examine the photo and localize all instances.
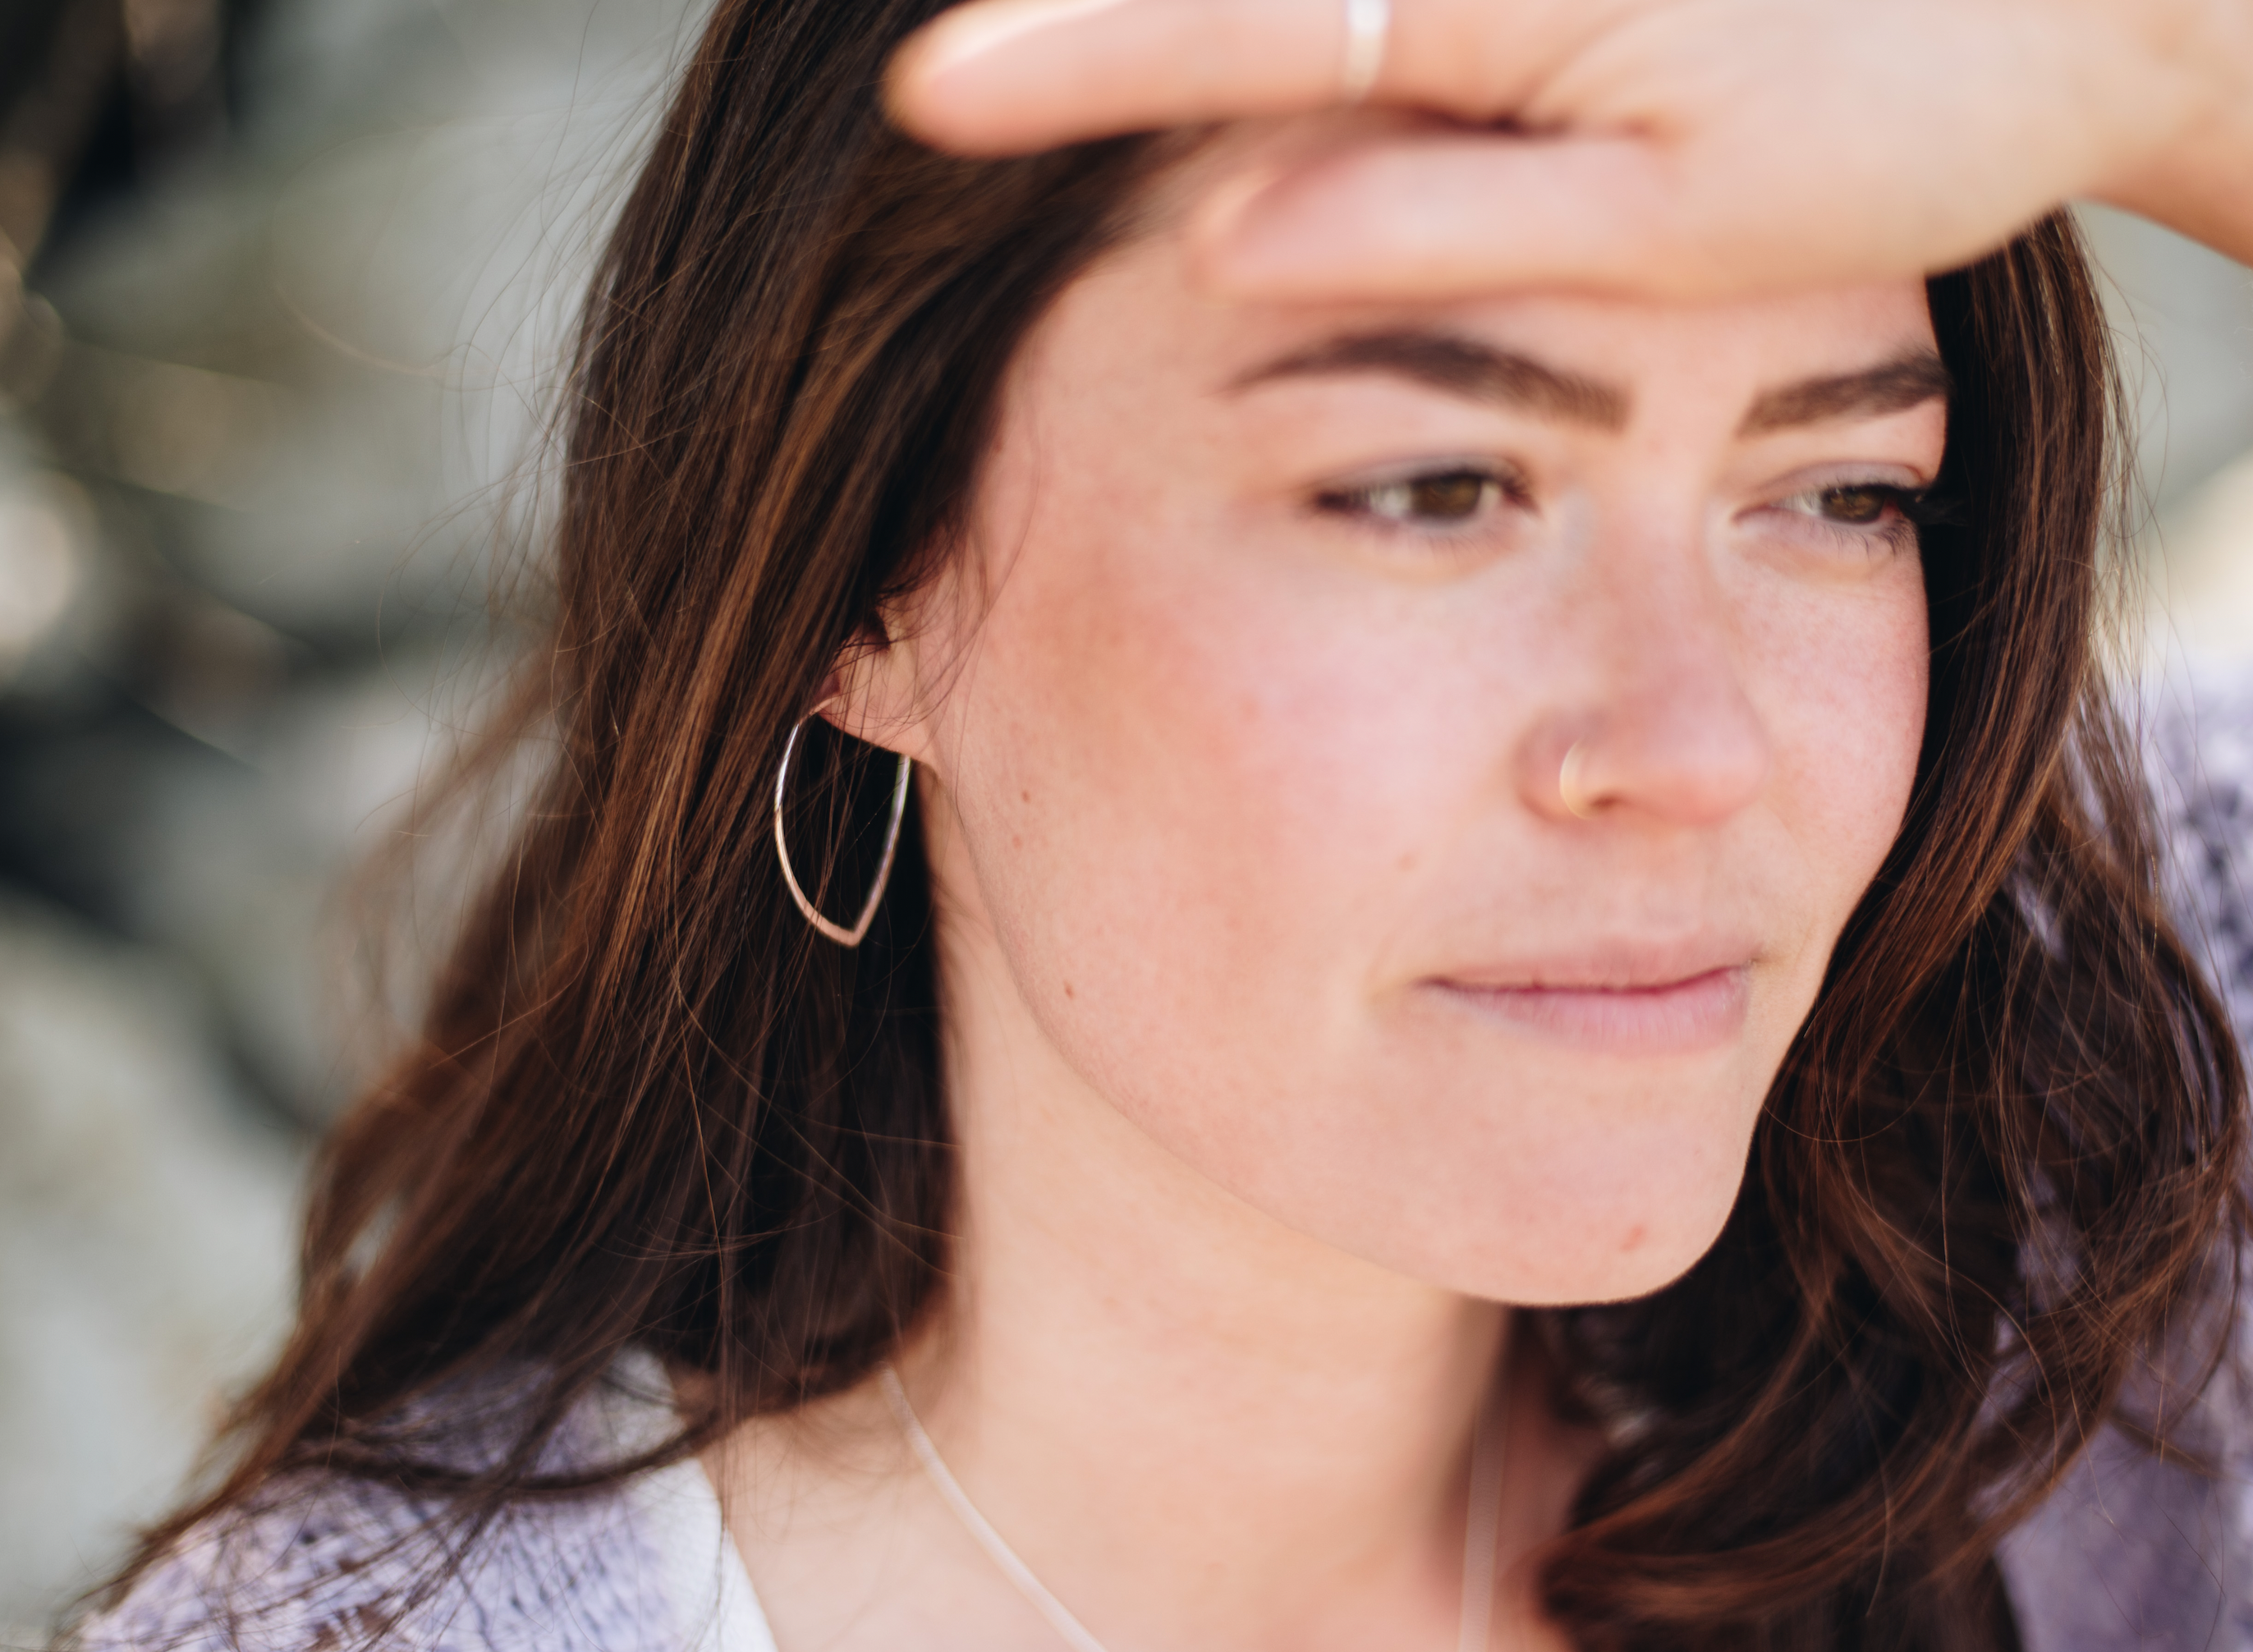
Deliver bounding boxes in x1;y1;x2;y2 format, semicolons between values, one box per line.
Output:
1558;741;1602;820
773;717;912;948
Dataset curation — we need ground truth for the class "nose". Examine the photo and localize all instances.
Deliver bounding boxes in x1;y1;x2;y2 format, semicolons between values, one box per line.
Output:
1521;566;1772;828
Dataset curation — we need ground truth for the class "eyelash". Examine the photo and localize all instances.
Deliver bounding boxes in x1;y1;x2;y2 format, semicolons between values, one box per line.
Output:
1310;466;1946;559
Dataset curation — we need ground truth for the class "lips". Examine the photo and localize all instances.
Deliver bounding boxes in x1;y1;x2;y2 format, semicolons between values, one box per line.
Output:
1421;947;1755;1057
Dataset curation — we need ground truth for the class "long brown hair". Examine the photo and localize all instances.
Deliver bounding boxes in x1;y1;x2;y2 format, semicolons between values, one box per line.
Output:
99;0;2245;1645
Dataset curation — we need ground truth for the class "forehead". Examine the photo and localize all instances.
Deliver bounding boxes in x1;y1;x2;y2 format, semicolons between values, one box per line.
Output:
1035;117;1939;416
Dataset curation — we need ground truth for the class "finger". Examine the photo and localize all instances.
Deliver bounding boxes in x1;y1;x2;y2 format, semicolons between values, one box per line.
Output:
887;0;1558;155
1187;134;1962;302
888;0;1346;154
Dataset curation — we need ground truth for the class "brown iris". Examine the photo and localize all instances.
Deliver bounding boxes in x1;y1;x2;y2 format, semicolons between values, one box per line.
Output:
1819;484;1892;524
1357;470;1494;522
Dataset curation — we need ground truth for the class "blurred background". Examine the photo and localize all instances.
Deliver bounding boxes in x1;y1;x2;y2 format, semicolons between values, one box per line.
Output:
0;0;697;1634
0;0;2247;1639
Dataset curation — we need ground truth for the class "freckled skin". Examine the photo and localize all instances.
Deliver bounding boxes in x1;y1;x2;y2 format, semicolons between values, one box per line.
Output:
854;214;1939;1310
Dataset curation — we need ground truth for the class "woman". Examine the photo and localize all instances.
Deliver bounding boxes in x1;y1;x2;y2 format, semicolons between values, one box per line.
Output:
76;0;2251;1646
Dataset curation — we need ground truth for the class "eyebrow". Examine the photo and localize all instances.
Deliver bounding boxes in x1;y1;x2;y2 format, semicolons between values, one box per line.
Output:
1737;351;1954;434
1228;330;1630;431
1227;329;1952;438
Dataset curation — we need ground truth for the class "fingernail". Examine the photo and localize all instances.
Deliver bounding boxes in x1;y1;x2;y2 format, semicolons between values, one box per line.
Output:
900;0;1134;80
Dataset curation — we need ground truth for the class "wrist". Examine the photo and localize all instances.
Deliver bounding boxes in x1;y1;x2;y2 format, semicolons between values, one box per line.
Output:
2089;0;2253;264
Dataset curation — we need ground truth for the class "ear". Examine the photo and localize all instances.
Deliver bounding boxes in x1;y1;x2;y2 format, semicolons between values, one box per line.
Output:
816;603;942;767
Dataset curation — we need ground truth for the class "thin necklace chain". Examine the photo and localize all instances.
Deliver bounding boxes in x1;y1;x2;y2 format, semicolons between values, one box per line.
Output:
879;1364;1508;1652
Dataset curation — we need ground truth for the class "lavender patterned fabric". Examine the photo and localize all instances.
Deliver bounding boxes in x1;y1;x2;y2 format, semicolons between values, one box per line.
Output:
72;674;2253;1652
71;1365;775;1652
1993;664;2253;1650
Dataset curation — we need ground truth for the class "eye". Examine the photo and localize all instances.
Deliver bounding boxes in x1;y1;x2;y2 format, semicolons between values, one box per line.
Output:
1764;480;1930;553
1812;483;1893;525
1365;470;1496;523
1774;480;1922;525
1315;464;1524;530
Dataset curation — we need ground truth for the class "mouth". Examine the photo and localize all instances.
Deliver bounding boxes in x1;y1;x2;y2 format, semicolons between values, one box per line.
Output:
1422;964;1752;1057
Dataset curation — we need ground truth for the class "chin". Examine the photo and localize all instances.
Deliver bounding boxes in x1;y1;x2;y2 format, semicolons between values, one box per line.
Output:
1422;1205;1736;1307
1388;1115;1760;1308
1521;1219;1737;1307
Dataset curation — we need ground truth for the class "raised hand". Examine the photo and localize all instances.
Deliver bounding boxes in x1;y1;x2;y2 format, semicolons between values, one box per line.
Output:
888;0;2253;299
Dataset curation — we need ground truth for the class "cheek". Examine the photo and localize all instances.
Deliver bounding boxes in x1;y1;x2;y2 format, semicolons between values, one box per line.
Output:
943;471;1434;1107
1756;560;1930;933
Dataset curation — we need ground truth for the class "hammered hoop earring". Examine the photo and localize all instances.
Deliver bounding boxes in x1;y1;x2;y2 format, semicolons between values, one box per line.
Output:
773;717;913;948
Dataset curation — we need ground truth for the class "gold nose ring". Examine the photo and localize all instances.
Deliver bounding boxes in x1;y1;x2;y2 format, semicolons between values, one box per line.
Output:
1558;742;1601;819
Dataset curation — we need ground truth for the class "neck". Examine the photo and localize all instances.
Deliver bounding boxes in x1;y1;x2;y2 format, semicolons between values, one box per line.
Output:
894;857;1507;1649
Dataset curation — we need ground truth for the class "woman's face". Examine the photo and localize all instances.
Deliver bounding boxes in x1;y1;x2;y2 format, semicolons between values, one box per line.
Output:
874;145;1944;1306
